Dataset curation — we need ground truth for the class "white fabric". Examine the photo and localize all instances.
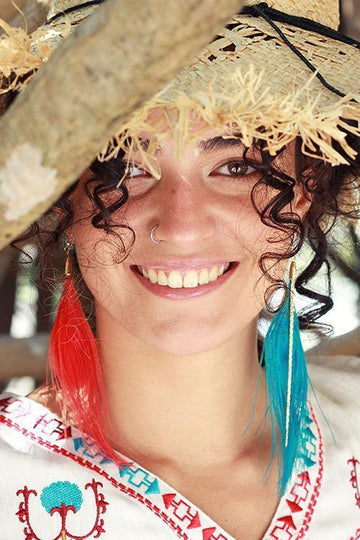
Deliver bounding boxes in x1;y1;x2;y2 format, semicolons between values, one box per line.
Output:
0;354;358;539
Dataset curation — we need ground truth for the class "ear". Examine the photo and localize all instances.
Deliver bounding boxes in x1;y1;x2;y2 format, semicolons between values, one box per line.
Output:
293;181;313;219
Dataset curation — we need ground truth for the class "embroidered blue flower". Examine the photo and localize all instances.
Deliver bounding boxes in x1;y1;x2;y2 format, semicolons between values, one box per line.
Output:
40;481;83;514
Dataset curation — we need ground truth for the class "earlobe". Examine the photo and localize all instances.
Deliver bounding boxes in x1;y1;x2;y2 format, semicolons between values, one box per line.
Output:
293;183;313;219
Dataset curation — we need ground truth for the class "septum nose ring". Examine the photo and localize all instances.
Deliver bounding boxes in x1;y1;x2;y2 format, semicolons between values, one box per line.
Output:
150;224;164;243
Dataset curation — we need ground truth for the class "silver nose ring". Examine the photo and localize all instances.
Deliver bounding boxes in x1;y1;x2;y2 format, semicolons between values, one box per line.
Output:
150;224;163;243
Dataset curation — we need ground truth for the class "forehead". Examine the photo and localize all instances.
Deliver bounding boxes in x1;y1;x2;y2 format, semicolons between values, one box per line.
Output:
130;107;295;156
122;107;297;179
136;133;249;155
131;129;296;173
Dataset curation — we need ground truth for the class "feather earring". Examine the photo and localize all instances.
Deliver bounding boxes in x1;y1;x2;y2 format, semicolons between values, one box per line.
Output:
47;238;129;466
263;260;309;495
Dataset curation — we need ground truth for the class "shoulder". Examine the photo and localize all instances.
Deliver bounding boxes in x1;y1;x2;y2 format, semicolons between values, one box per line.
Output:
306;353;360;406
307;352;360;388
306;354;360;449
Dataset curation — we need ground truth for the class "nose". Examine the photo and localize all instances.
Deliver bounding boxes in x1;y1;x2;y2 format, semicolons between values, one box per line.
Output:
155;173;216;247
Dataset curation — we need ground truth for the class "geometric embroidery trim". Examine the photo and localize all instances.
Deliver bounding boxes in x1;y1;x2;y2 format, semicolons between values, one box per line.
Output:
348;456;360;540
265;402;323;539
1;413;191;540
297;404;324;538
348;456;360;510
0;394;322;540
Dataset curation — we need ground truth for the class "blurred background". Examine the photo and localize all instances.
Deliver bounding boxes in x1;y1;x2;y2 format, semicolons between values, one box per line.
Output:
0;0;359;396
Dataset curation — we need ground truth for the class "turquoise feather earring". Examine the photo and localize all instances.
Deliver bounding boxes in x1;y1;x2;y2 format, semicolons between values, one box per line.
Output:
262;260;309;495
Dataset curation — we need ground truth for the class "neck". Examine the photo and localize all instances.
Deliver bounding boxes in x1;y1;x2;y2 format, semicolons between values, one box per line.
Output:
97;309;270;472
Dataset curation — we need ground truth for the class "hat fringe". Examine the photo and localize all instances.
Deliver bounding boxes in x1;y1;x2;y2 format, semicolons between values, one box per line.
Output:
100;66;360;170
1;19;359;183
0;20;40;88
0;18;71;93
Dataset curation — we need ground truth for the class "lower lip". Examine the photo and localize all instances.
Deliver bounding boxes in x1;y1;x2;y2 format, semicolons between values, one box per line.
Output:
130;262;239;300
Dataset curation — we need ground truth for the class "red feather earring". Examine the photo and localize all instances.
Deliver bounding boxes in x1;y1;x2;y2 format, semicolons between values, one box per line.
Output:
47;237;130;466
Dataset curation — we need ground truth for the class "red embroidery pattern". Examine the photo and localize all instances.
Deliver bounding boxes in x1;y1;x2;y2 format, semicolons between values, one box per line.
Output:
0;396;31;417
33;413;72;441
202;529;229;540
0;396;233;539
268;403;323;540
16;479;107;540
348;457;360;509
0;396;322;540
0;396;71;440
270;515;297;539
163;493;201;529
350;528;360;540
297;406;324;538
0;415;190;539
348;456;360;540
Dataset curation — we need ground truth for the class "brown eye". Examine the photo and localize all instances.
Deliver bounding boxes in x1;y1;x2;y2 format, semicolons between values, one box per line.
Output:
214;161;255;177
207;159;259;195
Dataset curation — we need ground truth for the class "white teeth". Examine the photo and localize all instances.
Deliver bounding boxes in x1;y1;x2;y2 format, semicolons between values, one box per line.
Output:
148;269;158;283
209;267;218;281
198;269;210;285
157;270;168;286
183;270;198;288
168;271;183;288
138;263;231;288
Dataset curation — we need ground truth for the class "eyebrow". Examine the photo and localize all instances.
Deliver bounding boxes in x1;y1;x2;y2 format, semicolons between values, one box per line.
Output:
136;135;245;154
198;135;245;152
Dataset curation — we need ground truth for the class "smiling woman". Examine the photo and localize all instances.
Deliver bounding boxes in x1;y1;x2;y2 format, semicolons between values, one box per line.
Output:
0;0;360;539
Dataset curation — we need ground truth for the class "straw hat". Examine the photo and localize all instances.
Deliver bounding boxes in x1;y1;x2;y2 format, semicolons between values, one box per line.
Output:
0;0;359;171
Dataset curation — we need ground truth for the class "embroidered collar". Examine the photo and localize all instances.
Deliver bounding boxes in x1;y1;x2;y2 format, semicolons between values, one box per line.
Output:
0;393;323;539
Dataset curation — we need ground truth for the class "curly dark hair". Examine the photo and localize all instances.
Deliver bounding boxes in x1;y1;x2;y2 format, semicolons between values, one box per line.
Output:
17;127;360;346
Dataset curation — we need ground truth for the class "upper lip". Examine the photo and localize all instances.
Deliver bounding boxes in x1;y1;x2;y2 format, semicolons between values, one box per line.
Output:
131;260;237;271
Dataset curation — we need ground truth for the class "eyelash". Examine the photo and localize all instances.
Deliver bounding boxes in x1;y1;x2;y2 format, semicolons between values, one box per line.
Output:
211;160;256;179
125;160;256;180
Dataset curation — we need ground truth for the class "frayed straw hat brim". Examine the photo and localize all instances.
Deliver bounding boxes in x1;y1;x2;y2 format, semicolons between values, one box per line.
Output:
117;11;360;171
0;0;359;170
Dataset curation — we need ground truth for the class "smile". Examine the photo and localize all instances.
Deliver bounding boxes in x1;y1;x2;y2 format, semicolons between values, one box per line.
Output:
136;263;231;288
131;262;239;300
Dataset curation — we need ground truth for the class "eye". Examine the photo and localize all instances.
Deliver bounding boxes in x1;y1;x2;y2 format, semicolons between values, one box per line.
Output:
212;160;256;177
125;163;148;177
207;159;259;195
124;163;157;196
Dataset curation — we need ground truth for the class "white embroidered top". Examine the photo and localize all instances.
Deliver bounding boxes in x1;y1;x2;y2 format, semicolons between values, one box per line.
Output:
0;354;359;540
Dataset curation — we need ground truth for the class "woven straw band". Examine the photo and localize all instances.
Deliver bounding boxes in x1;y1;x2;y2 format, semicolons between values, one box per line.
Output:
0;0;359;171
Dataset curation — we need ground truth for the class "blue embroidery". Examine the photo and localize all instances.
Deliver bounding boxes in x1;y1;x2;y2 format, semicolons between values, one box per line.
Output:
73;437;113;465
119;465;161;494
40;481;83;514
298;409;318;470
17;479;107;539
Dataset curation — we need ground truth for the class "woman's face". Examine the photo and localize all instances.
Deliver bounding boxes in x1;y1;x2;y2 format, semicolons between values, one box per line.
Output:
70;126;308;355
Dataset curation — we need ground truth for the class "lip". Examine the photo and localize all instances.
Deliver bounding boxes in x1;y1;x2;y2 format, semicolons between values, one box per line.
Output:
133;259;233;272
130;262;240;300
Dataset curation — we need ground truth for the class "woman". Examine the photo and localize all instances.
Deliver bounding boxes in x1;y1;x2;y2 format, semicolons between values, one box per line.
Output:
0;0;359;539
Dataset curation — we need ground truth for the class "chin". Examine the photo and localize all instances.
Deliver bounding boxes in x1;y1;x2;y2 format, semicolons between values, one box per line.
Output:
141;324;237;356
